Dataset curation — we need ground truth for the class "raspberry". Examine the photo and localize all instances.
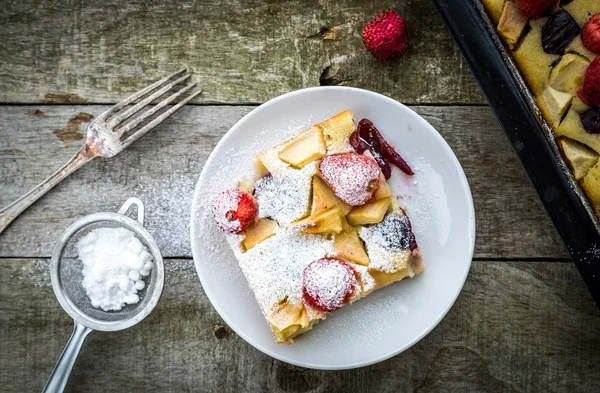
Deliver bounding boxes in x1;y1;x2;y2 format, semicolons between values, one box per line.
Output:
583;14;600;55
582;56;600;108
362;10;408;61
319;153;380;206
302;259;358;313
212;189;256;234
515;0;554;18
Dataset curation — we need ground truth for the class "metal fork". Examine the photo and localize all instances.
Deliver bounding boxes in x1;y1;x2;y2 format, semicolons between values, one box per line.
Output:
0;69;201;235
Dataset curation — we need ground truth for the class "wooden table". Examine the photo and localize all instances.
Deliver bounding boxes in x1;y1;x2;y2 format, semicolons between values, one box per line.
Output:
1;1;599;392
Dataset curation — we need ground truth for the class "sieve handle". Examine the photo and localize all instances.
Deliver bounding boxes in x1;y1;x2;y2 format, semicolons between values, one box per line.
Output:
118;197;145;225
42;322;92;393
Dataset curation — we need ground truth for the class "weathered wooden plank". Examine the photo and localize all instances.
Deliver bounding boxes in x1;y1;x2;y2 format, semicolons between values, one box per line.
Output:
1;258;597;393
0;105;566;259
0;0;483;105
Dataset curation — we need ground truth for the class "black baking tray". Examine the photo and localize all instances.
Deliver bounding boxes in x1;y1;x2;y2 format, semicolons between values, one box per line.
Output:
433;0;600;307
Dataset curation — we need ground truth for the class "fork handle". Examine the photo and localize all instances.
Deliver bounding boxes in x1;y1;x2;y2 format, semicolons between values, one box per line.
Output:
0;145;95;235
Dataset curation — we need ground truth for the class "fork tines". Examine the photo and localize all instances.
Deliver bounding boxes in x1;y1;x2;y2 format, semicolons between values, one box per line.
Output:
98;69;202;146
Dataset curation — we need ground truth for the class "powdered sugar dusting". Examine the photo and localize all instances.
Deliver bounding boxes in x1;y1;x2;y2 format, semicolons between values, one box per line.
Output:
399;156;451;248
16;259;51;288
361;211;416;251
134;171;198;257
211;190;243;233
256;148;291;177
303;259;358;312
228;228;335;314
254;164;315;226
252;135;319;225
319;154;380;206
312;294;410;348
353;263;376;294
359;212;414;273
363;241;410;274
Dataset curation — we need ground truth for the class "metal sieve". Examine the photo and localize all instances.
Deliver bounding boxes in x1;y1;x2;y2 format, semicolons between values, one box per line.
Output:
42;197;164;393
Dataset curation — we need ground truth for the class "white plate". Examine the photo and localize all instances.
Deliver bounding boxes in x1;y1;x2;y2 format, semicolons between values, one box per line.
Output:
190;87;475;370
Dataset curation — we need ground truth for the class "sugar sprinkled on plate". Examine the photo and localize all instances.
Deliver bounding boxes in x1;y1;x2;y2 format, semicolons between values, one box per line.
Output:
310;293;410;348
398;156;452;249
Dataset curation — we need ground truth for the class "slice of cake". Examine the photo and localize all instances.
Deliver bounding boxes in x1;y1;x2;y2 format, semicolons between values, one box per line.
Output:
211;110;424;344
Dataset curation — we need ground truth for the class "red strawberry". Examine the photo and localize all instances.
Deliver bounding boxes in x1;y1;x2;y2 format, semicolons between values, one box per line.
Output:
583;14;600;55
302;259;358;313
362;10;408;61
515;0;554;18
319;153;380;206
212;189;256;234
582;56;600;108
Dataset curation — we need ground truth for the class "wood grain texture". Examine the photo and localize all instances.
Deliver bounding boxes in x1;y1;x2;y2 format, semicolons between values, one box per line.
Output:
0;105;566;259
0;0;483;105
1;258;598;393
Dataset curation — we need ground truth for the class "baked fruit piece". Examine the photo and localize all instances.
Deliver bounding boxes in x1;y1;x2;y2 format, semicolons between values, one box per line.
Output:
212;110;424;344
482;1;600;214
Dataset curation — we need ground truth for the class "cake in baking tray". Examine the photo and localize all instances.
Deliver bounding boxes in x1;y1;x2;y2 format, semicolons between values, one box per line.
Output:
211;110;424;344
482;0;600;214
